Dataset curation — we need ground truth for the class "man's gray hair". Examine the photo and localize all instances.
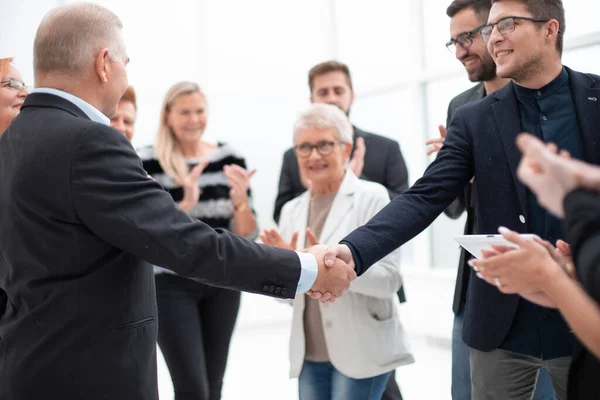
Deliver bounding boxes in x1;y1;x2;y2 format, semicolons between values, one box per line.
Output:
34;3;123;76
293;104;353;145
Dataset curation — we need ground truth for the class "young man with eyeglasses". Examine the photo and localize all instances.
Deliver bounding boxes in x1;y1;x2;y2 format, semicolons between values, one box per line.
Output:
325;0;598;398
428;1;554;399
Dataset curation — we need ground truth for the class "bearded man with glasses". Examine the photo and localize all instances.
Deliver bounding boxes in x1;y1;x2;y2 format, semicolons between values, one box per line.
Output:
428;1;556;398
325;0;597;398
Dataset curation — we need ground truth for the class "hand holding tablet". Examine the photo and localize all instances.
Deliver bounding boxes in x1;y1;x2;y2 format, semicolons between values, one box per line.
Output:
454;233;540;259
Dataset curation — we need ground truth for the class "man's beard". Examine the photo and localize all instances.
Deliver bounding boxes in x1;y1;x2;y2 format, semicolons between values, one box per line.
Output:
468;55;497;83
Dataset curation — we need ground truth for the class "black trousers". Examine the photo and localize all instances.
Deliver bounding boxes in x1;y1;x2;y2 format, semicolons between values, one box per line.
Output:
155;274;241;400
382;370;403;400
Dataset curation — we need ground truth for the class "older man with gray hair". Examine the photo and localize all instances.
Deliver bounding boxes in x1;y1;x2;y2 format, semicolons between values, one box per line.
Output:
0;4;356;399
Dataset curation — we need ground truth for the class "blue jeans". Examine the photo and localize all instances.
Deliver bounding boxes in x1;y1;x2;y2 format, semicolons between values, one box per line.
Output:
299;360;391;400
452;309;557;400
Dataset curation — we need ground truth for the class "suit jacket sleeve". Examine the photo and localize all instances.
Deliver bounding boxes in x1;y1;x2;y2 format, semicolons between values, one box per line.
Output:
71;125;301;298
347;187;402;298
0;289;6;320
274;149;301;223
342;108;474;273
443;98;466;219
564;189;600;301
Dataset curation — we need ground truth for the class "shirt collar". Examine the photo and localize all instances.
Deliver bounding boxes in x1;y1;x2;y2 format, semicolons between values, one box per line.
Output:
30;87;110;125
513;67;569;100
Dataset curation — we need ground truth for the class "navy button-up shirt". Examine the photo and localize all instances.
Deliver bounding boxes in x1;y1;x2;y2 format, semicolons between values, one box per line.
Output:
500;68;580;359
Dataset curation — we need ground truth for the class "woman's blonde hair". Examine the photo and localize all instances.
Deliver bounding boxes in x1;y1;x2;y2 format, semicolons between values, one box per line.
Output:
154;81;205;185
0;58;14;80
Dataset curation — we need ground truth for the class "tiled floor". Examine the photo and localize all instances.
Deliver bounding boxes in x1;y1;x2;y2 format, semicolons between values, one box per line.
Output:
157;268;456;399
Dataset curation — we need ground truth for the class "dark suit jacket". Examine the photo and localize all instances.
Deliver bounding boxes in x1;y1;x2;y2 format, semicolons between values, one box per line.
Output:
443;83;485;314
0;93;302;400
274;126;409;223
343;67;600;352
564;189;600;399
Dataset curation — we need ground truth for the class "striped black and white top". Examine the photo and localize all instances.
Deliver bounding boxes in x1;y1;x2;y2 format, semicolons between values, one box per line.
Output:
138;143;258;273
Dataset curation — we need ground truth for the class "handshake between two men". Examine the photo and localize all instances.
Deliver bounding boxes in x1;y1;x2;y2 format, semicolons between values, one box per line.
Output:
260;229;356;302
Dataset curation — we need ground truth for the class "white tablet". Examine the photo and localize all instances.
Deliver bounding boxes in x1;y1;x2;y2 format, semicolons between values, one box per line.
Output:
454;234;540;259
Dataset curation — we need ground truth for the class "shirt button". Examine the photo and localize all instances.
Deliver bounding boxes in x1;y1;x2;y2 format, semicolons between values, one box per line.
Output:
542;115;548;121
537;91;542;96
519;215;526;224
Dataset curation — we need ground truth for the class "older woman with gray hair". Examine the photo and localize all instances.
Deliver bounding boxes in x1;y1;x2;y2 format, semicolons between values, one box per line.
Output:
261;103;414;400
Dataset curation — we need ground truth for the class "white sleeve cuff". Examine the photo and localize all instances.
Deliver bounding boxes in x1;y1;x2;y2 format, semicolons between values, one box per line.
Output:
294;251;318;294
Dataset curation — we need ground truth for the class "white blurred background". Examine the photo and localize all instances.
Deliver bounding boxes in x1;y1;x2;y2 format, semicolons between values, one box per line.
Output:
2;0;600;398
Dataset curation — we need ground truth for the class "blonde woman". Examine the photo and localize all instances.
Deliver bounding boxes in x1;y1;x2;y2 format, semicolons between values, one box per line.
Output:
261;104;414;400
139;82;257;400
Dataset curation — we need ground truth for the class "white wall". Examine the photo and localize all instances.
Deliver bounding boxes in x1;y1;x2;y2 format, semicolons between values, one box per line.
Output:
3;0;600;338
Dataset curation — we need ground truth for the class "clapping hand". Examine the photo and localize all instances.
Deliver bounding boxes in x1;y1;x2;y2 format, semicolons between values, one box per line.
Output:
516;133;594;218
178;160;209;212
470;227;569;298
224;164;256;210
260;227;318;251
260;228;299;251
425;125;447;156
349;137;366;177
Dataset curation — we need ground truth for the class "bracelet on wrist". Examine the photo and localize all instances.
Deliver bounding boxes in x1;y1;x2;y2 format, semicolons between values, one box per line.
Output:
234;202;249;212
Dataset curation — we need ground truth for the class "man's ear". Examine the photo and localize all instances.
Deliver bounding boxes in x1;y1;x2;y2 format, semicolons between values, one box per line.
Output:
94;48;110;83
546;19;560;47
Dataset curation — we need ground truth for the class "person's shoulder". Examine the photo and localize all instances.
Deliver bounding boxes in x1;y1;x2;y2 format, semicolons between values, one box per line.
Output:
449;82;485;108
566;67;600;87
283;146;295;157
214;142;245;160
280;190;306;219
209;142;250;170
76;121;133;151
136;145;156;161
355;176;389;201
454;83;507;116
354;126;398;146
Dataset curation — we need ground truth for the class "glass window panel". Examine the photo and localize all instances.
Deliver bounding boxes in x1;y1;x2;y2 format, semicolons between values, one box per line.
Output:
0;0;58;84
425;76;477;268
422;0;461;75
563;1;600;39
333;0;414;93
203;0;332;96
563;45;600;75
351;88;424;266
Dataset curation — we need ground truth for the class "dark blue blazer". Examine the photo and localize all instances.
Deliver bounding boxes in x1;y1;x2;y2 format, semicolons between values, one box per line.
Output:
343;67;600;351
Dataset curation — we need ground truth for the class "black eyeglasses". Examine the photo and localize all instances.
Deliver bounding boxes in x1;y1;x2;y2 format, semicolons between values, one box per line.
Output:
294;140;343;158
480;16;551;43
445;24;487;54
1;79;30;92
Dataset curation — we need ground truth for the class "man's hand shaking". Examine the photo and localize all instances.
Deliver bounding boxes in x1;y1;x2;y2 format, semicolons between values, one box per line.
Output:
306;244;356;302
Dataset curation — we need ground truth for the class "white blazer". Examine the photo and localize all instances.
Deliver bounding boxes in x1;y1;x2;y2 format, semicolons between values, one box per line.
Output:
279;171;415;380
